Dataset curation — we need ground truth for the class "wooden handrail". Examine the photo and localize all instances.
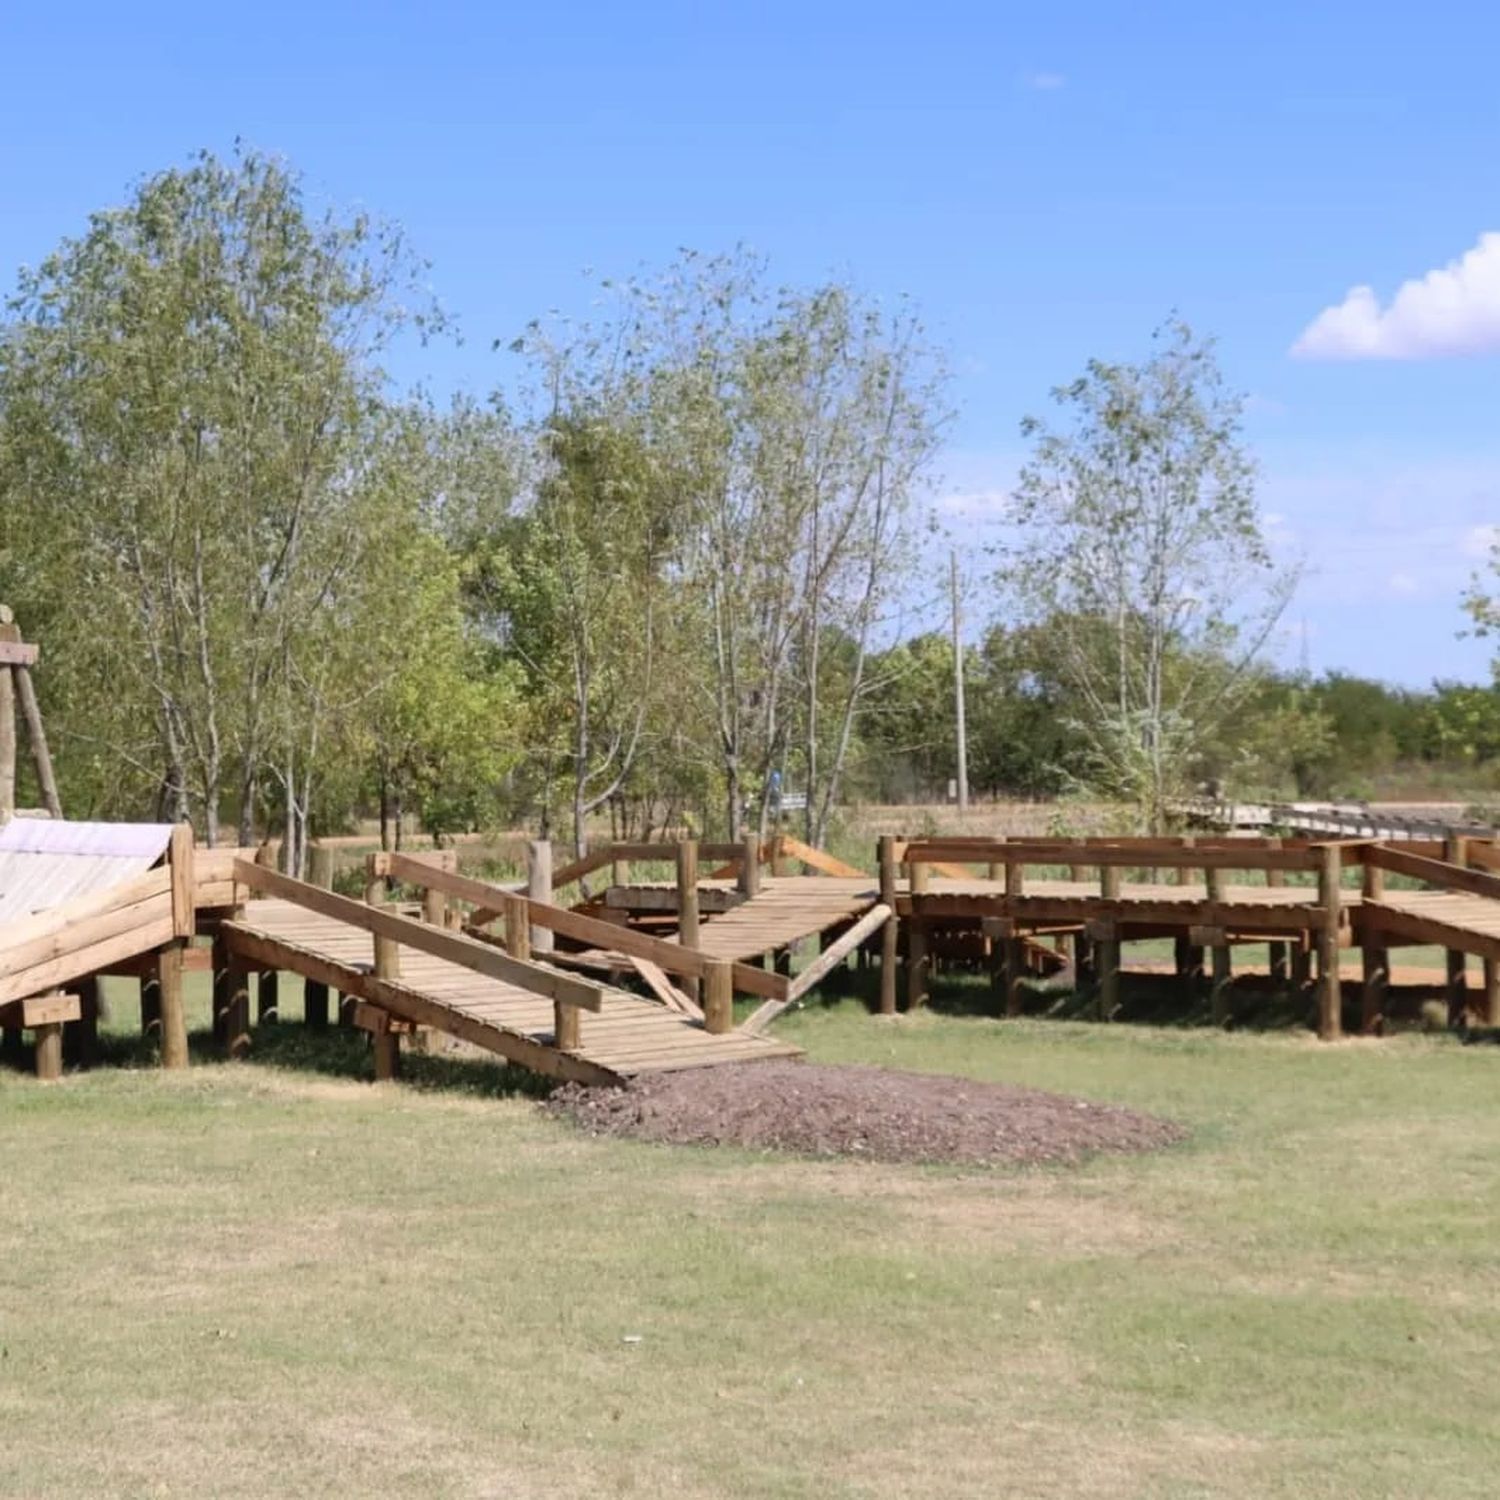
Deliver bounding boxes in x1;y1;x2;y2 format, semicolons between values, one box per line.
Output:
234;860;603;1011
901;840;1324;872
382;852;788;1003
1365;843;1500;901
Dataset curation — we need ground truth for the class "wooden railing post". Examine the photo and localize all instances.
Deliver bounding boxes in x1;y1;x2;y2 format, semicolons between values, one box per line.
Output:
878;837;898;1016
1317;844;1343;1040
1003;858;1026;1017
527;840;553;955
502;894;531;963
255;841;281;1023
1097;864;1121;1020
677;838;701;1004
704;958;733;1034
738;831;761;898
309;841;335;892
365;859;401;982
1266;837;1289;986
305;835;332;1030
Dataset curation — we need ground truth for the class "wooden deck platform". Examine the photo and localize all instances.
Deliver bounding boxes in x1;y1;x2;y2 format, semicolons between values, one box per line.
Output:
226;899;802;1085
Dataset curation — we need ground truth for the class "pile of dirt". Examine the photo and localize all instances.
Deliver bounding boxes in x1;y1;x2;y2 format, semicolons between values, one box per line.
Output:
544;1061;1186;1167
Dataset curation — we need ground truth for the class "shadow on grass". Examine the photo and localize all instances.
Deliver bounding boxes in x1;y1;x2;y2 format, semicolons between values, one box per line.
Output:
789;958;1452;1037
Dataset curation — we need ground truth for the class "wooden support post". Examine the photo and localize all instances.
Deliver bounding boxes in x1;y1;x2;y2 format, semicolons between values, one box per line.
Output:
13;666;61;819
212;931;252;1058
34;1021;63;1081
1210;941;1233;1027
1004;933;1026;1017
1316;844;1343;1041
878;836;898;1016
1267;839;1288;985
309;841;335;891
158;943;189;1070
611;856;631;889
258;970;279;1025
372;1026;400;1081
366;867;401;983
1071;930;1093;987
1444;835;1468;1023
703;958;733;1035
66;974;100;1068
553;998;581;1051
1361;857;1387;1034
304;978;330;1030
502;894;531;963
527;840;553;955
423;886;448;928
1291;936;1312;990
738;831;761;898
676;838;701;1005
140;964;162;1041
907;856;930;1009
1098;865;1121;1019
1485;957;1500;1028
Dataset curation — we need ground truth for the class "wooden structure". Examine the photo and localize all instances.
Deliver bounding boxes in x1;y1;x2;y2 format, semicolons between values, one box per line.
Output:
0;606;62;824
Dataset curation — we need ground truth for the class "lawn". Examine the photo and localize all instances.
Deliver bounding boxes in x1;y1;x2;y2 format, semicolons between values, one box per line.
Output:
3;992;1499;1498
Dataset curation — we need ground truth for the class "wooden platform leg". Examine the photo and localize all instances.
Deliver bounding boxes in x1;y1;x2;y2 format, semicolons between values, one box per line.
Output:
372;1027;400;1082
34;1022;63;1081
1290;937;1312;991
140;965;162;1042
304;979;330;1030
158;943;189;1070
1268;941;1289;988
1096;927;1121;1021
1485;958;1500;1028
1446;949;1469;1027
213;933;252;1059
1210;943;1233;1027
65;975;100;1069
1;1022;22;1067
257;970;280;1024
878;839;898;1017
703;959;733;1035
1071;931;1093;989
1361;942;1388;1036
906;918;929;1010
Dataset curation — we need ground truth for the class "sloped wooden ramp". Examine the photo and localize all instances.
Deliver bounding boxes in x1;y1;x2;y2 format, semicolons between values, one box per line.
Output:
688;876;881;963
227;898;800;1085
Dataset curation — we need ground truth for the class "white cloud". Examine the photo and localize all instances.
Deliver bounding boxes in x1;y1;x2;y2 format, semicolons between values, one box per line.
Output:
1292;231;1500;360
1027;72;1066;90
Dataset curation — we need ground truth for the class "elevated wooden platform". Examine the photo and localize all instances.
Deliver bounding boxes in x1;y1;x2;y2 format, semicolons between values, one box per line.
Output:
227;895;801;1085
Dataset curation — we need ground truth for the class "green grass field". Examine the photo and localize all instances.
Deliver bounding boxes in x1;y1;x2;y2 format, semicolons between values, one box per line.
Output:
3;991;1499;1498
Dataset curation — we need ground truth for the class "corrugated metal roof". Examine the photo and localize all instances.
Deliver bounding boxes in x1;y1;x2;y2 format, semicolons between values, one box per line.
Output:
0;820;175;928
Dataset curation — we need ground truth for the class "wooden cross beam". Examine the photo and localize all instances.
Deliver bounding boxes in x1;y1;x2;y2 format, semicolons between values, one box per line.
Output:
0;608;61;821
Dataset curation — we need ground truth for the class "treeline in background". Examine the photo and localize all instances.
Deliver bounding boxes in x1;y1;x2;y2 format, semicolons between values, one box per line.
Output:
3;148;1498;862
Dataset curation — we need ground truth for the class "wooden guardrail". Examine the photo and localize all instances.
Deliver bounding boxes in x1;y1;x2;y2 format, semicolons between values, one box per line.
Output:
379;850;788;1010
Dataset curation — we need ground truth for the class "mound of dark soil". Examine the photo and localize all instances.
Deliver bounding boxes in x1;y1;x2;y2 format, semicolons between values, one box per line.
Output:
545;1061;1186;1167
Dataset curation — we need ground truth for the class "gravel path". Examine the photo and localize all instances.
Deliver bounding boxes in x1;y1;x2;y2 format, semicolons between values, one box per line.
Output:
545;1060;1186;1167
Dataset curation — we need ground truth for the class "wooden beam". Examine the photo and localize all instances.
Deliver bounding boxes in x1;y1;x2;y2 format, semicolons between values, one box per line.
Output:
629;956;703;1019
158;942;189;1069
12;665;60;819
232;860;603;1012
222;924;618;1086
903;839;1322;872
878;837;898;1017
676;839;700;1005
777;834;867;879
1366;842;1500;901
0;640;39;666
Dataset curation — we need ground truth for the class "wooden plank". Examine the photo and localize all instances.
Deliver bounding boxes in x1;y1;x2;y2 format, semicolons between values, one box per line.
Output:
629;956;704;1020
0;866;172;959
904;840;1322;872
0;910;175;1007
222;924;619;1086
169;824;195;938
12;664;61;818
0;639;38;666
1367;843;1500;901
232;860;603;1012
778;835;867;879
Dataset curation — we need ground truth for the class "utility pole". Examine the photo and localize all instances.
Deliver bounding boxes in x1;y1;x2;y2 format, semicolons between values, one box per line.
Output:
950;551;969;814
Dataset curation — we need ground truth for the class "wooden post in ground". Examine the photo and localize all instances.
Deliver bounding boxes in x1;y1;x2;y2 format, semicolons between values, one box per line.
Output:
738;831;761;899
423;885;448;928
502;894;531;962
66;974;100;1068
140;964;162;1042
1361;857;1388;1034
878;837;898;1016
703;958;733;1035
304;977;330;1030
1445;836;1470;1024
1173;839;1203;988
676;838;701;1005
1004;858;1026;1017
212;930;252;1058
1097;865;1121;1020
1204;867;1232;1024
1484;957;1500;1028
527;840;553;955
366;865;401;983
611;853;631;889
906;854;930;1009
309;841;335;892
34;1015;63;1081
157;943;189;1070
254;842;280;1023
1316;843;1343;1040
1267;838;1288;985
0;607;17;824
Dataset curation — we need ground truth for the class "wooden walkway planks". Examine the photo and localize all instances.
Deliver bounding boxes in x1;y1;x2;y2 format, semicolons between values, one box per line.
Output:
230;899;801;1082
685;877;879;963
1366;890;1500;961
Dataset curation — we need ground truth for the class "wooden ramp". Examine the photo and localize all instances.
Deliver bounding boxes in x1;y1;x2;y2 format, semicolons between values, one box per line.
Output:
689;876;880;963
1366;890;1500;960
227;899;801;1085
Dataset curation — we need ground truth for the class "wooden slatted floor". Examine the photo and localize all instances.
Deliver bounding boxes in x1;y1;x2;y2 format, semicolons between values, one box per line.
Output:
1367;890;1500;960
230;900;802;1083
686;877;880;963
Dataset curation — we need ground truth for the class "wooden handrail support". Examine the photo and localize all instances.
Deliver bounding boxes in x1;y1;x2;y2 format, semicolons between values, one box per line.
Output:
232;860;603;1013
1365;842;1500;901
380;850;789;1004
902;839;1324;872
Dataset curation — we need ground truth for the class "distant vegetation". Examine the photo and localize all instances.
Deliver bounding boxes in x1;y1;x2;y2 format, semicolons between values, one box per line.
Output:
2;147;1497;853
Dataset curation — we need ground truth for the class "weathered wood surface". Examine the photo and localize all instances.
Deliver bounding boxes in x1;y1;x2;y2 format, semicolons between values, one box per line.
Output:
688;877;882;964
227;899;801;1080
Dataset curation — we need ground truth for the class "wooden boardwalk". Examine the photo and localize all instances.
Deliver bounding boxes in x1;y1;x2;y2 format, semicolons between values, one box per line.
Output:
227;899;801;1085
686;876;878;962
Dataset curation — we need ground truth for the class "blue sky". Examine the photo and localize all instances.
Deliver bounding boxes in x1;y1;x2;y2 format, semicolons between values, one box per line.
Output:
4;0;1499;686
